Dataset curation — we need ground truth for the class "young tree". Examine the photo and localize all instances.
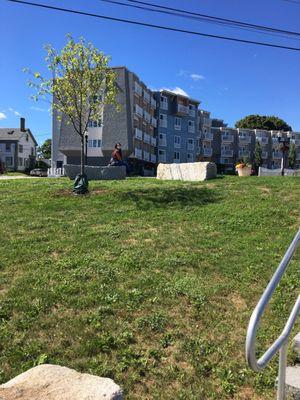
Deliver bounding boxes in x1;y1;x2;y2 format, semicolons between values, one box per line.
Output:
25;35;118;191
253;140;263;174
288;143;297;169
37;138;51;159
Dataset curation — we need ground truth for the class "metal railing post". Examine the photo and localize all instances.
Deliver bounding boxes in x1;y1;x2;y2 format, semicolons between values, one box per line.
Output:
277;341;288;400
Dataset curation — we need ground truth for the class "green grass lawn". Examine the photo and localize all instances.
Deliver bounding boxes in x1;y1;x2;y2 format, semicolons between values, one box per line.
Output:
0;176;299;399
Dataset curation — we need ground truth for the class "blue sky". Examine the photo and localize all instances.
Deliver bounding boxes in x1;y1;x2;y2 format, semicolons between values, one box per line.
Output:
1;0;300;144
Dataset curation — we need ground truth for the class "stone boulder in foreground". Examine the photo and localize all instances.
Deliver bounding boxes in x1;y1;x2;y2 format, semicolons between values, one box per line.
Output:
157;162;217;181
0;364;123;400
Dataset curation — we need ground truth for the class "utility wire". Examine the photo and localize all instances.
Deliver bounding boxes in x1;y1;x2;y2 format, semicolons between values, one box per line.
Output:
125;0;300;38
99;0;300;41
6;0;300;52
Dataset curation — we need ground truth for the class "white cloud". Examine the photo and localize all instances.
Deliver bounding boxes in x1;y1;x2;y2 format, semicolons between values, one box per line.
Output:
160;87;189;97
8;107;21;117
0;112;7;120
190;73;205;81
30;106;47;112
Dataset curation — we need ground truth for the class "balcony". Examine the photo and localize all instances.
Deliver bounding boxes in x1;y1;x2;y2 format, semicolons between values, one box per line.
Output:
272;152;282;159
143;110;151;123
143;133;150;144
134;82;142;96
203;148;212;156
135;104;143;117
262;152;269;159
221;150;233;157
150;98;156;108
239;135;251;144
143;91;150;103
151;116;157;128
176;104;189;115
188;125;195;134
143;151;150;161
257;136;269;144
134;128;143;140
150;154;157;163
203;132;213;141
150;136;157;147
222;134;234;142
188;108;196;117
238;150;250;158
159;118;167;128
160;100;168;111
134;148;142;159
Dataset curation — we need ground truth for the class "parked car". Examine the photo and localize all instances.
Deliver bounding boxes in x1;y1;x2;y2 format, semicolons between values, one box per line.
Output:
30;168;48;177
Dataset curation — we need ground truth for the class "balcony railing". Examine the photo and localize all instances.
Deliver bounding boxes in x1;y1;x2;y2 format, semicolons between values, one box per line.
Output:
262;152;269;159
134;148;142;159
134;82;142;96
150;98;156;108
143;151;150;161
203;132;213;141
143;110;151;123
221;150;234;157
143;133;150;144
257;136;269;144
135;104;143;117
238;150;250;158
150;154;157;163
177;104;189;115
239;135;252;144
222;134;234;142
151;116;157;128
188;108;196;117
143;91;150;103
150;137;157;147
160;101;168;111
134;128;143;140
203;148;212;156
273;152;282;159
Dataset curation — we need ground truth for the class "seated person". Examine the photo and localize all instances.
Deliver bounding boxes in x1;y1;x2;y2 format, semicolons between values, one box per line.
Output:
109;142;129;174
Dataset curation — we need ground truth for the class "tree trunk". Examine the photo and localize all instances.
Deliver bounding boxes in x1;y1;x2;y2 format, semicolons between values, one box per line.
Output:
81;136;85;176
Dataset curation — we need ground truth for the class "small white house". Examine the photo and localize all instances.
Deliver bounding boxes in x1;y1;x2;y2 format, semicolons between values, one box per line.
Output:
0;118;37;172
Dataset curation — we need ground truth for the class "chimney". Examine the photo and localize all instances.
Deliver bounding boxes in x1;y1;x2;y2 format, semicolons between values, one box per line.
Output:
20;117;26;132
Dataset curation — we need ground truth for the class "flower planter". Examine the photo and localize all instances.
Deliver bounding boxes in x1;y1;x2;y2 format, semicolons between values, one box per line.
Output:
236;166;251;177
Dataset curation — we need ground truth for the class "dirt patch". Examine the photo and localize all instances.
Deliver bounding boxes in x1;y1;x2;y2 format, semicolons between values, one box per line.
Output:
229;293;247;311
234;386;267;399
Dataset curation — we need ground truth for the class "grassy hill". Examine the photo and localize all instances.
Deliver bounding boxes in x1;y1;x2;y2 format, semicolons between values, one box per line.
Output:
0;176;299;399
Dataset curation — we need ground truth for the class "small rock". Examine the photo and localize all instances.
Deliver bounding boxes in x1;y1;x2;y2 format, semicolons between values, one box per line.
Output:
293;333;300;357
286;365;300;400
0;364;123;400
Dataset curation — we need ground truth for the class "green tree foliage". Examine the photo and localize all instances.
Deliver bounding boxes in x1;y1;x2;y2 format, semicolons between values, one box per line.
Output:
235;115;292;132
288;143;297;169
253;140;263;174
37;138;51;159
24;35;118;177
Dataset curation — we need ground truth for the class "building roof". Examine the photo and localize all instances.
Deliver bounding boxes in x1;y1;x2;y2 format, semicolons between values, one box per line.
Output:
0;128;38;146
159;89;200;105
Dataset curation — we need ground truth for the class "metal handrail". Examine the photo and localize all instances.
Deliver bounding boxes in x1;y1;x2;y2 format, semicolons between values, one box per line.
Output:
245;229;300;400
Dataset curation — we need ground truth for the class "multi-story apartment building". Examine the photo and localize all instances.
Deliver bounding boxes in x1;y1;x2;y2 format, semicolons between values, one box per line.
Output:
0;118;37;172
54;66;157;174
154;89;199;164
52;65;300;173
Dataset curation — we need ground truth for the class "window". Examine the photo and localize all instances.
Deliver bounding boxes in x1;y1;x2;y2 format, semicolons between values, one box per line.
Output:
31;147;34;156
5;143;11;152
188;120;195;133
26;134;29;141
88;139;102;148
158;149;166;162
187;138;194;150
18;157;23;166
174;135;181;149
174;151;180;162
159;114;167;128
159;133;167;146
18;144;23;153
187;153;193;162
174;117;181;130
88;119;102;128
5;157;13;166
160;95;168;110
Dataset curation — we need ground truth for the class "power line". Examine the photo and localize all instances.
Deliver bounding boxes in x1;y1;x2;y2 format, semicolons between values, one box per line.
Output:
124;0;300;38
6;0;300;52
98;0;300;42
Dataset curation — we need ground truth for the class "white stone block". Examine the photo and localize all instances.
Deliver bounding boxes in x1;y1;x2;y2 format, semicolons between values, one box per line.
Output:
157;162;217;181
0;364;123;400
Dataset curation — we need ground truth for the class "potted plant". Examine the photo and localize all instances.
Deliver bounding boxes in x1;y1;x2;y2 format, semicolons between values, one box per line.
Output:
235;159;252;177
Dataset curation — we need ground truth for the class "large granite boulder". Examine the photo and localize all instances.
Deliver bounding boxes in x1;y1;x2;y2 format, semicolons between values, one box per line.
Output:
157;162;217;181
0;364;123;400
64;165;126;180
